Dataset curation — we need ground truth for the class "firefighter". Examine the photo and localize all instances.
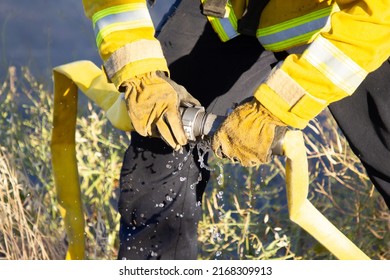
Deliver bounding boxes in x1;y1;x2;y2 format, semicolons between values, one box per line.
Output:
81;0;390;259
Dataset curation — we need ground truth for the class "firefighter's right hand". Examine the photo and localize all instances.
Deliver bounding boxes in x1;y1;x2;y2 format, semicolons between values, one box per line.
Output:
122;71;200;150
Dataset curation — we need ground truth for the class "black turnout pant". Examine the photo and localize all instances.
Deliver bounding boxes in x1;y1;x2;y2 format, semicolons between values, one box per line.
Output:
117;0;390;260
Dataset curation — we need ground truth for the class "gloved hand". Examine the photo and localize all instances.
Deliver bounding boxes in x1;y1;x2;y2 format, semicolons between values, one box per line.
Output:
123;71;200;150
212;98;287;166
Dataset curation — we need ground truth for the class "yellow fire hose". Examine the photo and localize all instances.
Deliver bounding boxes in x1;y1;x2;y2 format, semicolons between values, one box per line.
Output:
52;70;84;260
51;61;131;260
51;60;370;260
282;130;370;260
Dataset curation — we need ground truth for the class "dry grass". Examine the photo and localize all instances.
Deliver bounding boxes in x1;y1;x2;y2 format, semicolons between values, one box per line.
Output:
0;148;65;259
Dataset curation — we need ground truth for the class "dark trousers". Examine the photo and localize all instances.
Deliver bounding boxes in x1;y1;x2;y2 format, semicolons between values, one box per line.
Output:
329;59;390;209
117;0;390;260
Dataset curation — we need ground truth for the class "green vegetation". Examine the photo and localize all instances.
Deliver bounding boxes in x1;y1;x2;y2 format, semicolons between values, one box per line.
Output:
0;66;389;260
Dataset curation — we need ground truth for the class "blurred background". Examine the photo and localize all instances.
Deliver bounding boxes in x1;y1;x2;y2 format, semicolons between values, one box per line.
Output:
0;0;174;82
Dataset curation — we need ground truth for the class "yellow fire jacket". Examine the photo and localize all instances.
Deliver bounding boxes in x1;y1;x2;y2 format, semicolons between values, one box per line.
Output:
82;0;390;129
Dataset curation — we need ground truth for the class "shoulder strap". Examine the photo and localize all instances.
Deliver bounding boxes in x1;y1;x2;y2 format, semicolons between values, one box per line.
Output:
202;0;270;36
202;0;228;18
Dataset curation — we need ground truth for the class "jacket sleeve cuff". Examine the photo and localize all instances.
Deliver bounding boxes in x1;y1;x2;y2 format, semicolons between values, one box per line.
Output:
254;63;328;129
255;33;371;129
103;39;169;88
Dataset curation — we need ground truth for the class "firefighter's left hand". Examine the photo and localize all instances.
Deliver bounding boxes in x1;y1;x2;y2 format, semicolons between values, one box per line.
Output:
211;98;287;167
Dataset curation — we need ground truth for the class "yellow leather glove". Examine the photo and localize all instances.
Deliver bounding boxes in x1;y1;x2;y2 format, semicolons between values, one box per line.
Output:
123;71;200;150
212;98;287;166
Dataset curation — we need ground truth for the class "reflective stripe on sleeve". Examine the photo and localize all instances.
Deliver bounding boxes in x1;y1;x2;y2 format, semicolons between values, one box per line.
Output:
257;6;333;51
204;3;239;42
302;36;368;95
92;3;154;48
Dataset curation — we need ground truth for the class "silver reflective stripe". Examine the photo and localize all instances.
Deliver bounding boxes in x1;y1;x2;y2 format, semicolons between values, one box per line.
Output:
302;36;368;95
220;17;239;40
92;3;154;47
104;40;165;79
94;9;151;38
257;6;334;51
206;3;239;42
258;16;329;46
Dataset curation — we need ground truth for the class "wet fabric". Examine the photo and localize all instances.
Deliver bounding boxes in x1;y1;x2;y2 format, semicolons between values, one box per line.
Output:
118;135;208;259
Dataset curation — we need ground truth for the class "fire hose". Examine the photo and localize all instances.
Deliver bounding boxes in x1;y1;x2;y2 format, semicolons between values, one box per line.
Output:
51;60;370;260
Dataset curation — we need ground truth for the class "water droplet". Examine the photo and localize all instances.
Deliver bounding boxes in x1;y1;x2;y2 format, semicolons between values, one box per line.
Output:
178;163;184;170
217;174;223;185
151;251;158;257
196;140;214;171
212;230;222;242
